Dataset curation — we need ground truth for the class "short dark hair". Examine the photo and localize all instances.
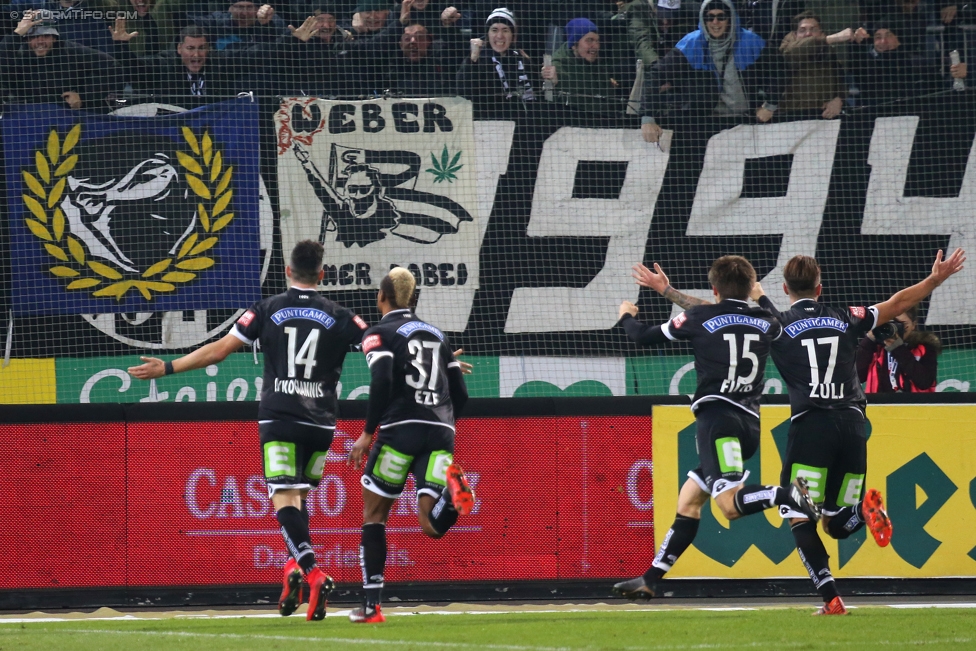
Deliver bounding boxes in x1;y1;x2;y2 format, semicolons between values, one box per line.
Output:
793;9;822;31
179;25;208;44
783;255;821;297
290;240;324;284
708;255;756;301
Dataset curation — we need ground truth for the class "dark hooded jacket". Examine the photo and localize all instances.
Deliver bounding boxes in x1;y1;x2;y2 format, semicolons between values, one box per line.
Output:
641;0;784;122
0;34;120;107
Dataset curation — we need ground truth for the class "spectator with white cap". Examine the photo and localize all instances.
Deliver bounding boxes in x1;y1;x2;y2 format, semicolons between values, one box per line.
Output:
457;7;537;118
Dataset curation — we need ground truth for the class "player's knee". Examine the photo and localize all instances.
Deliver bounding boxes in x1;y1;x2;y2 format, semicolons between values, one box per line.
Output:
719;503;741;520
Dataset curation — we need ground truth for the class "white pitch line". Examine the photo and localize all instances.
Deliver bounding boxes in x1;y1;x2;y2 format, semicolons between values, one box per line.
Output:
21;628;976;651
2;602;975;625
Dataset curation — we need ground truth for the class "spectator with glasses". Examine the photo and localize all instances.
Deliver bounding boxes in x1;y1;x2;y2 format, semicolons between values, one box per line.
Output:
640;0;783;144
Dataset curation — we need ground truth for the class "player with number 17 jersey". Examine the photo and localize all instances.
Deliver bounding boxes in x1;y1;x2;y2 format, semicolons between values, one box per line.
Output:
758;298;876;420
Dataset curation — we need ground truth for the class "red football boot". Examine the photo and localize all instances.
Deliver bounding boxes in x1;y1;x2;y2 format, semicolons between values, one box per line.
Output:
862;488;892;547
814;596;848;615
305;568;335;621
278;558;303;617
446;463;475;516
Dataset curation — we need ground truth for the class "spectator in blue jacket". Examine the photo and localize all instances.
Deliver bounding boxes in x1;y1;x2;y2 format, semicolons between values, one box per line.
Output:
640;0;784;143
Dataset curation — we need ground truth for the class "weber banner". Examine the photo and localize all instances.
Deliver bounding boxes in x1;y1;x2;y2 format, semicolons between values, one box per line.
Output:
275;97;485;331
2;98;261;316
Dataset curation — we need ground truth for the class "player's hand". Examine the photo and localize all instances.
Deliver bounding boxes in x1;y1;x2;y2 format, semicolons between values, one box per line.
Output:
62;91;82;109
453;348;474;375
632;262;669;294
128;356;165;380
347;431;373;470
619;301;638;319
929;247;966;286
750;281;765;301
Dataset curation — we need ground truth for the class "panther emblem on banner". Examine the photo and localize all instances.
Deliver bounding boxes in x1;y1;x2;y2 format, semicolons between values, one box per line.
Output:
22;124;236;301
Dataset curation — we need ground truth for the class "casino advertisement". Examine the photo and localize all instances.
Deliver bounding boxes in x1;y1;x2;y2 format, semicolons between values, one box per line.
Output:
0;416;654;589
652;405;976;579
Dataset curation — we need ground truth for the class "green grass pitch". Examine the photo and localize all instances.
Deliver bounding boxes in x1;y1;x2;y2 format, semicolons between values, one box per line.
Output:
2;607;976;650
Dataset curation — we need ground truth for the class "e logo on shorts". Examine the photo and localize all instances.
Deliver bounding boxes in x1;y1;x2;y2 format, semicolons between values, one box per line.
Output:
838;472;865;507
305;451;329;481
374;445;413;485
426;450;453;486
264;441;297;478
715;437;743;474
791;464;828;502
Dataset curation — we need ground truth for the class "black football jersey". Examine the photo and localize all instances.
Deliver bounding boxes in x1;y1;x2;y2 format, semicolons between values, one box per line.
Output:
621;299;782;417
361;309;462;432
759;296;878;419
232;287;368;426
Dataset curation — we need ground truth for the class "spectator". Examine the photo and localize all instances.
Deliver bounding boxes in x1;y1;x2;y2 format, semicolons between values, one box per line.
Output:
857;305;941;392
457;7;536;118
640;0;782;144
654;0;696;53
111;22;246;100
542;17;624;113
779;11;845;119
384;23;454;94
194;0;287;50
250;3;353;96
396;0;462;36
611;0;661;66
123;0;163;56
0;12;119;108
41;0;118;53
863;0;926;54
844;20;966;106
343;0;390;34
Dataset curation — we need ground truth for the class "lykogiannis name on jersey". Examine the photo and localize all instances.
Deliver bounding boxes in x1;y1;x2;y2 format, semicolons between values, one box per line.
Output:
270;308;336;328
396;320;445;340
702;314;771;333
784;317;849;338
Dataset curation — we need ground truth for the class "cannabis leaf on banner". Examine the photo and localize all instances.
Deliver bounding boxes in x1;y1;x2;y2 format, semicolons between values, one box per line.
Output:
426;145;463;184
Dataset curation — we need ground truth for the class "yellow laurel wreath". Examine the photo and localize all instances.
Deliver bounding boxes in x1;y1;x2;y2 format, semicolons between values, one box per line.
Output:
24;125;235;301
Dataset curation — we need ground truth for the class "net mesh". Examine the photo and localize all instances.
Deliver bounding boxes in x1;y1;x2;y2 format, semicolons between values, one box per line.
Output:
2;0;976;404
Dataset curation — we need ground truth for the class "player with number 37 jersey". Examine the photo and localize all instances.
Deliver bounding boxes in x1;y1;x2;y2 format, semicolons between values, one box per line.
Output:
346;267;473;625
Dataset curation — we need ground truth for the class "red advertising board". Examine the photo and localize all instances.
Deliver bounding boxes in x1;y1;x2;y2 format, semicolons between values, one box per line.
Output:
2;416;655;589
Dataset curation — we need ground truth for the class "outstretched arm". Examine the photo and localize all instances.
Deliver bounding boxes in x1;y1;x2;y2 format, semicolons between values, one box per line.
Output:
632;263;712;310
873;248;966;324
128;331;244;379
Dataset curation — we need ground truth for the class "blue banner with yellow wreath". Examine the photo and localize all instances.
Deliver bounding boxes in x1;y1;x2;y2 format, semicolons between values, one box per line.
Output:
3;97;260;315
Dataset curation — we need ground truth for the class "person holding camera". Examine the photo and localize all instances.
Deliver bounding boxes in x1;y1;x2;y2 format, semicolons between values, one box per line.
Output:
856;305;941;393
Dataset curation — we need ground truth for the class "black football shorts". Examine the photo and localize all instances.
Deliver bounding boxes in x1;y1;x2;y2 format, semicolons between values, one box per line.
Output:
259;420;335;496
689;401;761;498
361;423;455;501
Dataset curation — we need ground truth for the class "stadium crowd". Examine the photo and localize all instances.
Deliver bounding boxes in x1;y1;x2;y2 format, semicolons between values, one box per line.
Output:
0;0;970;117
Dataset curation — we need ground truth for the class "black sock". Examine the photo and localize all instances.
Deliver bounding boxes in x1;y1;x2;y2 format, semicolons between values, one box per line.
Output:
825;504;865;539
361;523;387;607
791;520;839;603
301;499;309;526
428;489;459;535
644;514;699;581
734;484;788;516
277;506;316;574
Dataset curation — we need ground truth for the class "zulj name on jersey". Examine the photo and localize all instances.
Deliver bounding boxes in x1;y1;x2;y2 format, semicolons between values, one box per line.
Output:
274;377;325;398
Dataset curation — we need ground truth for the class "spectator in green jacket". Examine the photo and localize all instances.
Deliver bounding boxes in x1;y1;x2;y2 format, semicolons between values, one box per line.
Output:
612;0;660;66
541;17;625;114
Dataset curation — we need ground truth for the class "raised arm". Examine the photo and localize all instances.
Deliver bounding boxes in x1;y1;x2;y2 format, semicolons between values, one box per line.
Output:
633;262;712;310
873;248;966;325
